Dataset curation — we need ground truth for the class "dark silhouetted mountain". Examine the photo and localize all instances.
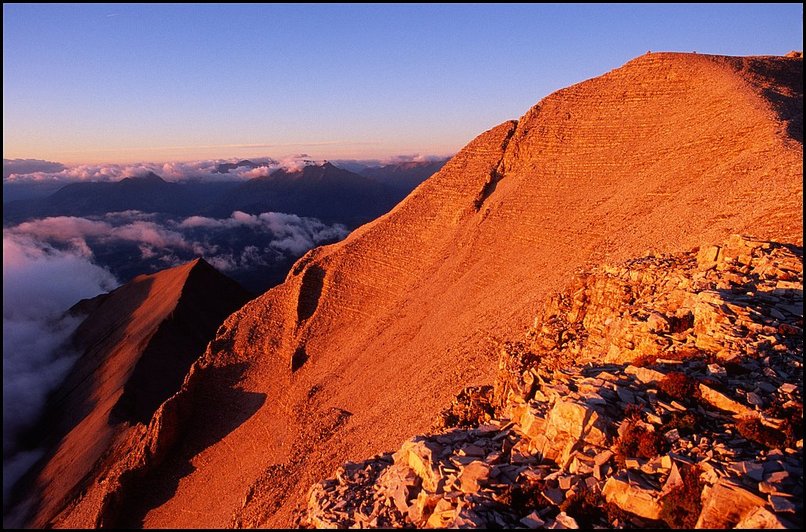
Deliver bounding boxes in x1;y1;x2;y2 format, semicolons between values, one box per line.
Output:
214;159;277;174
3;162;431;229
3;176;241;223
359;158;448;198
49;172;177;215
2;181;65;203
212;162;396;227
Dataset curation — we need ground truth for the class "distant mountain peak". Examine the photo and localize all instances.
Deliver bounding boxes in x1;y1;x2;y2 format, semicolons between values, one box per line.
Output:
268;161;346;179
215;159;277;174
119;171;167;184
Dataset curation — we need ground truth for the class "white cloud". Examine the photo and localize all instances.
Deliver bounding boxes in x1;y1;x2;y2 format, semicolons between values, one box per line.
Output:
2;234;118;498
2;234;118;319
380;154;444;164
7;210;348;280
12;216;192;253
2;154;451;184
3;159;65;179
2;156;321;184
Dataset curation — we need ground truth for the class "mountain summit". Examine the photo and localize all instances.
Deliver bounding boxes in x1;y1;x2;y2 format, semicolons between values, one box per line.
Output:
21;52;803;528
119;171;167;184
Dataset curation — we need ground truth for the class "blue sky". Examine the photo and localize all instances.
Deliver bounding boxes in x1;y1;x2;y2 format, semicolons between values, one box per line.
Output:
3;3;803;164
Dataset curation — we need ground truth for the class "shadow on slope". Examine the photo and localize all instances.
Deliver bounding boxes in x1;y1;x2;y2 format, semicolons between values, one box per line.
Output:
111;362;266;528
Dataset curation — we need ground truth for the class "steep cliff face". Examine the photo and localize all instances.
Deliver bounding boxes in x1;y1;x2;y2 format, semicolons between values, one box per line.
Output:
39;53;803;528
16;259;251;528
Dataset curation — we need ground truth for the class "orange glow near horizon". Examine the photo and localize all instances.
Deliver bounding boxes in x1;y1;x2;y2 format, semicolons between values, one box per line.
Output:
3;140;459;166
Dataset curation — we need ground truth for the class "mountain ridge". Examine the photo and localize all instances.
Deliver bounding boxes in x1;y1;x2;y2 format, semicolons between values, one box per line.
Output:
23;52;803;528
12;258;251;528
3;161;445;228
210;162;395;226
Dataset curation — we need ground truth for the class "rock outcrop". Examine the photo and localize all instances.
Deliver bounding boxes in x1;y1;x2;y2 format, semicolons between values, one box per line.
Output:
301;236;803;529
24;52;803;528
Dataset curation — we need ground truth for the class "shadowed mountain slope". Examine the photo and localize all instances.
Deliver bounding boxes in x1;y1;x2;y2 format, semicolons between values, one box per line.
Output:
212;162;394;227
2;173;258;223
26;52;802;528
359;159;449;200
13;259;250;528
3;162;431;231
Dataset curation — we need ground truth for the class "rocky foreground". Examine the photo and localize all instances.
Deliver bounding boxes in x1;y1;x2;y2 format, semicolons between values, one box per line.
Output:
299;235;803;529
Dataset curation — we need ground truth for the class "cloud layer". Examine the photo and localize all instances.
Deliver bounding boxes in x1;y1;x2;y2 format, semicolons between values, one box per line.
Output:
6;209;349;290
3;154;449;184
3;157;304;184
3;234;118;500
2;159;66;179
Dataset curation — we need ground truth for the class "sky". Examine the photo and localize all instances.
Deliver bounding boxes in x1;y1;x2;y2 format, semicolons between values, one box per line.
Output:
3;3;803;164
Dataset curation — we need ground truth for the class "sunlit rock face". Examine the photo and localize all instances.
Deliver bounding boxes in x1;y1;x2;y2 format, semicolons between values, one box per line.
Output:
21;52;802;528
301;236;803;529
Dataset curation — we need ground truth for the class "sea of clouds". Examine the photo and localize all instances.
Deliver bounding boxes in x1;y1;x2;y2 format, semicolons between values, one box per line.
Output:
2;234;118;501
6;210;348;276
3;156;302;183
2;154;447;184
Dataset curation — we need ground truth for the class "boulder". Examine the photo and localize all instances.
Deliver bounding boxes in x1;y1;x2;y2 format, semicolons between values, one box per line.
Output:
394;439;442;493
458;461;491;493
602;476;662;520
695;479;767;529
625;365;666;384
735;506;789;528
425;497;455;528
698;384;755;417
